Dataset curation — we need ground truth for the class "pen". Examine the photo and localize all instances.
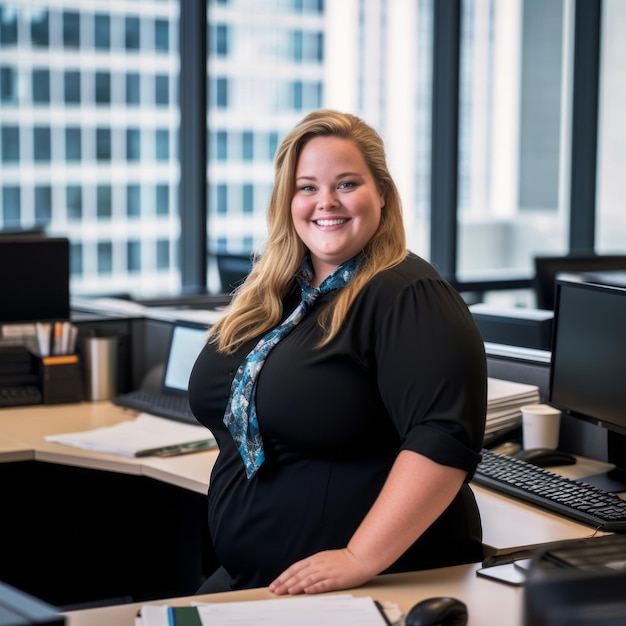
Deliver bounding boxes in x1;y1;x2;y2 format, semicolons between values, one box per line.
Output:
53;321;63;355
35;322;51;357
136;439;218;458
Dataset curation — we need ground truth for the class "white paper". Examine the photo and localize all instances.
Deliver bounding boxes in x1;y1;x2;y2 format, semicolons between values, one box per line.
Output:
45;414;215;457
487;377;540;406
138;596;391;626
195;596;389;625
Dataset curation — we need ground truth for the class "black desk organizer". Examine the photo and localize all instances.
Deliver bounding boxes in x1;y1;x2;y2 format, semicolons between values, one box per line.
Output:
37;353;83;404
0;345;42;407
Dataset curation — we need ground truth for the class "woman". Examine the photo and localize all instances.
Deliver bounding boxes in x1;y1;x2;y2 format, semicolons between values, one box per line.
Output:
188;109;486;595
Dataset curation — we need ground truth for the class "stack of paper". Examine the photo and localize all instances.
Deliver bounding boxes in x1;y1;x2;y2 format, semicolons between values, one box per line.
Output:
486;377;541;437
137;595;400;626
45;414;217;458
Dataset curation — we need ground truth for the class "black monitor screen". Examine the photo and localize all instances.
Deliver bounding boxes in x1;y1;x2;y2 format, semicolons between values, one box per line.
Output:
549;279;626;436
534;254;626;309
0;237;70;323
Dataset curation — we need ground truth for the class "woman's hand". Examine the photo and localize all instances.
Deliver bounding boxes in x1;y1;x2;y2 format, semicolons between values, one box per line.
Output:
269;548;373;595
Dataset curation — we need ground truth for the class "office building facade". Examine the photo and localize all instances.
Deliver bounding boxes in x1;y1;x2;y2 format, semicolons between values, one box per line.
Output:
1;0;624;300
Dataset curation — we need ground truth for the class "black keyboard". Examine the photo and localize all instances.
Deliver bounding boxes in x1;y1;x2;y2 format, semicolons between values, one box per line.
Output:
474;448;626;533
0;385;42;407
113;389;197;424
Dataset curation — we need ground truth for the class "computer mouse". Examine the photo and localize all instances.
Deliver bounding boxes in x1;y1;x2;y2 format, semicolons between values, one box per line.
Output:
405;596;468;626
513;447;577;468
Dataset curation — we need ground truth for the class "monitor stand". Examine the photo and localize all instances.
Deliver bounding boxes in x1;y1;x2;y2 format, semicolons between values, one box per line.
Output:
579;467;626;494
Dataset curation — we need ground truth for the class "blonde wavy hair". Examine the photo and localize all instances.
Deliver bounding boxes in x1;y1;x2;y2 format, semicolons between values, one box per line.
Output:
210;109;407;354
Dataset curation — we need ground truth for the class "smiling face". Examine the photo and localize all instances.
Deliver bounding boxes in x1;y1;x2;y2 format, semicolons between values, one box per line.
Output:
291;136;384;285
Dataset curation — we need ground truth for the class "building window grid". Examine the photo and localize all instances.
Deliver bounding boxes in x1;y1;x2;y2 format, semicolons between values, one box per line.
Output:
0;2;180;295
2;2;613;299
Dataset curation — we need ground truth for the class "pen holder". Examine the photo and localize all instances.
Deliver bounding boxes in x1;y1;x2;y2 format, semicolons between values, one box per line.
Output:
38;354;84;404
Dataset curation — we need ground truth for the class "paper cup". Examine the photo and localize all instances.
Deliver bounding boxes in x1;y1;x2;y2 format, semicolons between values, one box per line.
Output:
521;404;561;450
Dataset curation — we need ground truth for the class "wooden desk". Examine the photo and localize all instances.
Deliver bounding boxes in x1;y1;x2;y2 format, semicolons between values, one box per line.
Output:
64;562;523;626
0;403;217;607
0;401;612;610
0;402;216;493
0;401;609;548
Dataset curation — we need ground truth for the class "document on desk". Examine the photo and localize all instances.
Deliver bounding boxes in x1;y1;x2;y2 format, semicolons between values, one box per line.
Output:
45;414;217;458
137;596;395;626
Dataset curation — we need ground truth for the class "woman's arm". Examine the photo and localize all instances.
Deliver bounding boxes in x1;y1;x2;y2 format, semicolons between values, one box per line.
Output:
268;449;466;595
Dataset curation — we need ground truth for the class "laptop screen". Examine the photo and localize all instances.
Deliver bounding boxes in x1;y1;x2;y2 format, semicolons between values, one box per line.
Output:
162;324;208;395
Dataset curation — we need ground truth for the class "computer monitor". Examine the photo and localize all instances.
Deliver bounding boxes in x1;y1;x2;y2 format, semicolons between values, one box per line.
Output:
0;236;70;323
549;278;626;492
534;253;626;310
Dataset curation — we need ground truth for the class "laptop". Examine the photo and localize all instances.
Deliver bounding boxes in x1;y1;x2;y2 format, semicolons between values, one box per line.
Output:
114;322;208;424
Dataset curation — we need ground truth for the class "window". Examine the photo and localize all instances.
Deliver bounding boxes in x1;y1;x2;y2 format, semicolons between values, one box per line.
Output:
35;185;52;225
128;240;141;272
596;0;626;253
96;128;111;161
2;125;19;162
0;66;17;103
126;128;140;160
211;23;229;56
127;184;141;216
156;184;169;215
66;127;81;161
155;74;169;105
97;241;113;274
63;11;80;48
125;16;140;50
126;72;140;104
71;242;83;276
2;186;20;223
64;71;81;104
1;1;620;313
214;130;227;160
0;6;17;45
31;10;49;47
456;0;569;300
216;184;227;214
242;184;254;214
212;77;228;108
67;185;82;219
32;69;50;104
95;72;111;105
1;0;181;298
94;14;111;50
156;239;169;269
156;129;169;160
242;131;253;161
97;184;112;218
33;126;51;162
155;19;169;51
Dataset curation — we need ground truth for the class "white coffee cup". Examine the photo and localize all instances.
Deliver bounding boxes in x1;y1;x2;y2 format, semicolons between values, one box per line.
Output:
521;404;561;450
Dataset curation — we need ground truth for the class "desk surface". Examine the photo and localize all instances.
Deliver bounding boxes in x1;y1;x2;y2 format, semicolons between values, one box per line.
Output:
1;401;618;625
0;401;612;553
63;562;522;626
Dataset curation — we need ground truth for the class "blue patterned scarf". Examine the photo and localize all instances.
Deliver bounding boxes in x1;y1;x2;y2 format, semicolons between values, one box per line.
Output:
223;254;360;478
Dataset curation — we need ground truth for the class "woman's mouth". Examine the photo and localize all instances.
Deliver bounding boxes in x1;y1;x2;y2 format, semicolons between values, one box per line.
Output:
314;218;348;226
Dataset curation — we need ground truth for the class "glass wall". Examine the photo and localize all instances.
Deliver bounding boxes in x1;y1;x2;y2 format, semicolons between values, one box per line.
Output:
0;1;180;296
596;0;626;252
205;0;433;292
457;0;572;305
1;0;624;303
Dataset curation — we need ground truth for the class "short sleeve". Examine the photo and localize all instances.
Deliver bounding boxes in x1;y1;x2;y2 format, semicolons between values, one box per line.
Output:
372;274;486;476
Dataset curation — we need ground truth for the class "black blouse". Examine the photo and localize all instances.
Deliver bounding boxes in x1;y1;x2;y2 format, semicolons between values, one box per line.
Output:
188;252;487;590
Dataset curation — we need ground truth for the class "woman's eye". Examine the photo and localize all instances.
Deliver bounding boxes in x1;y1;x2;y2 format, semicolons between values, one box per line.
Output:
338;181;356;190
299;185;315;192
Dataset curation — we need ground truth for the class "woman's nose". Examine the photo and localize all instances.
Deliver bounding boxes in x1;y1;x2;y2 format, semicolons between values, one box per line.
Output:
317;188;338;209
